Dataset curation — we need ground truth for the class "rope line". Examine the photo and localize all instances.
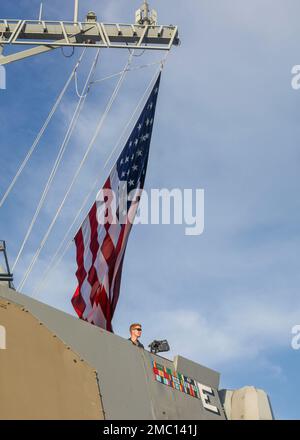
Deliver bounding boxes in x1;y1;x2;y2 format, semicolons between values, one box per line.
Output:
0;49;86;209
12;49;100;272
90;60;163;86
74;69;90;99
17;51;134;291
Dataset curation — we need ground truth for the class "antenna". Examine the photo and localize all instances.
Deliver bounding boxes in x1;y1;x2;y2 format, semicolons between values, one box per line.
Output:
135;0;158;25
38;3;43;22
74;0;79;23
142;0;150;20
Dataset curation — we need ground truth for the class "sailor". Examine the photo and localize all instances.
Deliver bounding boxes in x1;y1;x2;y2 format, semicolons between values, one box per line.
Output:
128;323;144;348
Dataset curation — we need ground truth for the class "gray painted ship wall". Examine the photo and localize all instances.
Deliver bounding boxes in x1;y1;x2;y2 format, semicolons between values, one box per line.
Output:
0;285;225;420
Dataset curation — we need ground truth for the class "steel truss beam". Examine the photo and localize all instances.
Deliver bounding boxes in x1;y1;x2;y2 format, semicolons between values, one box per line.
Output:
0;19;179;65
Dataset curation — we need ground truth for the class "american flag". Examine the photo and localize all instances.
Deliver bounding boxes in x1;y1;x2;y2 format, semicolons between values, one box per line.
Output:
71;74;161;331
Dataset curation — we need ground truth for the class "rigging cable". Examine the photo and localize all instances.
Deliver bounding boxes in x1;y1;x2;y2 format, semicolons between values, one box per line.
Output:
90;59;165;86
32;65;164;298
61;46;75;58
74;67;92;99
17;51;135;291
0;48;87;209
12;48;101;272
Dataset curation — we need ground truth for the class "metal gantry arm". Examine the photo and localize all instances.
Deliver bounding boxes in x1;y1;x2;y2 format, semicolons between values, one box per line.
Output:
0;1;179;65
0;16;179;65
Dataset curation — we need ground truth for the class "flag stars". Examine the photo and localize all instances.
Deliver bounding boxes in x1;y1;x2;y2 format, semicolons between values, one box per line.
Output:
146;118;150;126
132;164;138;171
129;179;135;187
129;141;133;148
134;138;139;146
125;156;129;163
131;154;134;161
137;150;143;157
141;133;150;142
138;123;142;131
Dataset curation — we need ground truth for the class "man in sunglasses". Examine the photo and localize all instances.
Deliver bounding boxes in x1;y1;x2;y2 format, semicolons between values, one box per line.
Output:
128;323;144;348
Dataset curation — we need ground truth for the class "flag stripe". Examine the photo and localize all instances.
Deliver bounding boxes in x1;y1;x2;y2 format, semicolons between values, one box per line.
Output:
72;229;86;317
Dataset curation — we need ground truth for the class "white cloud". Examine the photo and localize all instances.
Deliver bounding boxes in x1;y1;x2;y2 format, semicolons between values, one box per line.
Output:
151;295;299;368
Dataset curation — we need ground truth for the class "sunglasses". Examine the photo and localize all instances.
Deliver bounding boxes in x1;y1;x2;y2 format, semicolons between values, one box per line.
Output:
134;328;142;331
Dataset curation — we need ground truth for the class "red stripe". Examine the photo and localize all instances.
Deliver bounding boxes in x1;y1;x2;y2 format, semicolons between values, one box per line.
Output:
71;286;86;318
87;202;113;327
90;278;112;331
71;228;86;317
74;228;86;286
93;283;110;313
103;176;111;190
89;177;116;330
101;233;115;266
99;175;117;321
87;202;100;291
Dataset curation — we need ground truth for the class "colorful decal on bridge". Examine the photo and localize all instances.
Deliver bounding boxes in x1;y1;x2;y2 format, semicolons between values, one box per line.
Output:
152;361;200;399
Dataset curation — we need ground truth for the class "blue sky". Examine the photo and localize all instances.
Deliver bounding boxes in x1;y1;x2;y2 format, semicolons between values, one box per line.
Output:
1;0;300;419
